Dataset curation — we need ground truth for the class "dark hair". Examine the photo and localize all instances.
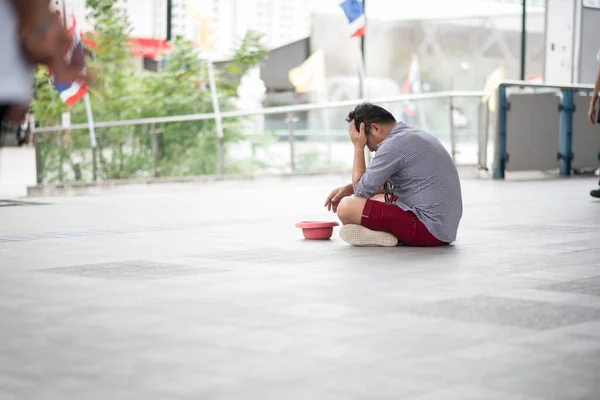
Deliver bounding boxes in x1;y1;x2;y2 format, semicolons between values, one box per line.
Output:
346;102;396;135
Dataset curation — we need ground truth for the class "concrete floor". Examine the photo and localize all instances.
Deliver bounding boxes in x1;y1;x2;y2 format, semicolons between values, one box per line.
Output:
1;174;600;400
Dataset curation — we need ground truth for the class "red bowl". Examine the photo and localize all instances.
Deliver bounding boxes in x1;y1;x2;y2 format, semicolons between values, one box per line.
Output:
295;221;339;240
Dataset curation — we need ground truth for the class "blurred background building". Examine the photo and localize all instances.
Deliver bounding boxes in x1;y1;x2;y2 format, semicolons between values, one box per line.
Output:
66;0;547;98
39;0;600;151
58;0;600;93
3;0;600;195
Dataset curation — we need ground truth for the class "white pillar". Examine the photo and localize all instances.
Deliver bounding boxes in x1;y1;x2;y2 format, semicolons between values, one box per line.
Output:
543;0;577;84
544;0;600;84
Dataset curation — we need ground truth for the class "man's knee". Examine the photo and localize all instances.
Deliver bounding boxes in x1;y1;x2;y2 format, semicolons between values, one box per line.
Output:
336;197;352;223
336;196;364;225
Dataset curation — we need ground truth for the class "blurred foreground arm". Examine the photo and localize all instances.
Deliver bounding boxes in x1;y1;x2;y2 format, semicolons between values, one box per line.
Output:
11;0;54;52
11;0;86;83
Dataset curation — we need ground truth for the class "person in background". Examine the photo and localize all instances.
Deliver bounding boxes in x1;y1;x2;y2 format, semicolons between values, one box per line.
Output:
15;111;33;146
588;49;600;199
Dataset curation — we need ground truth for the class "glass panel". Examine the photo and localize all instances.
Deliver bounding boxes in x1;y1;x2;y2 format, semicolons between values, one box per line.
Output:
222;95;483;176
32;95;483;183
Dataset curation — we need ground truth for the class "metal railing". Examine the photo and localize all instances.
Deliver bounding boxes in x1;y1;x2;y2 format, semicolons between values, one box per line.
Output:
31;91;487;184
493;80;595;179
32;91;485;133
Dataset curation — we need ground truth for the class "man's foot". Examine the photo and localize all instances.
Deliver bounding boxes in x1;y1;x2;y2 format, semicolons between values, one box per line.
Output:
339;224;398;247
591;188;600;199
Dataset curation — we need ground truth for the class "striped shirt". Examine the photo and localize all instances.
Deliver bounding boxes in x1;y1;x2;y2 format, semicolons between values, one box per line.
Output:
354;121;463;243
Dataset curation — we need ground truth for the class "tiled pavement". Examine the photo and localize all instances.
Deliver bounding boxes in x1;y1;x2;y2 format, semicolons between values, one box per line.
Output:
1;174;600;400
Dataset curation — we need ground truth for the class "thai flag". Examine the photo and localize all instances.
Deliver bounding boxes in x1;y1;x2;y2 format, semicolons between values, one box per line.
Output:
401;54;422;117
50;16;88;107
339;0;366;38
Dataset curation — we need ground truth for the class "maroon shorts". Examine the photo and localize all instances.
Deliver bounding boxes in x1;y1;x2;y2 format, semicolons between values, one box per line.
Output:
360;198;447;247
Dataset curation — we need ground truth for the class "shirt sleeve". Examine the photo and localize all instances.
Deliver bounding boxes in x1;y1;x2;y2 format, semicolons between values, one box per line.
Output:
353;141;405;199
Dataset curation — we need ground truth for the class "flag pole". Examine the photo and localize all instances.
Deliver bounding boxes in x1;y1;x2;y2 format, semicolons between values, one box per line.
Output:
83;93;97;148
340;0;369;159
413;54;428;130
359;0;366;99
357;44;367;100
206;56;224;175
84;92;98;181
358;0;369;162
340;0;368;100
59;2;96;148
54;1;97;177
359;0;370;162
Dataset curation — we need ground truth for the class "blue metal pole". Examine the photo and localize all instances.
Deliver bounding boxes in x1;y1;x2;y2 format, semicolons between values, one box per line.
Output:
558;89;574;177
493;86;508;179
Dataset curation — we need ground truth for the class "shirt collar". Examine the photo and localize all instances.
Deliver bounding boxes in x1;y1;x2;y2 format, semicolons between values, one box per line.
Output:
375;121;402;150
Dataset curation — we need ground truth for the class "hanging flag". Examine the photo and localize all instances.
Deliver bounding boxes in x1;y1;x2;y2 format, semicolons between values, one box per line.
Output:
401;53;422;117
190;9;217;52
288;51;326;93
339;0;366;38
50;16;88;107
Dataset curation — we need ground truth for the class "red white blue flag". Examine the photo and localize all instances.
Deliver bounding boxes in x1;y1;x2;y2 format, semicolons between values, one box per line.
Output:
51;16;88;107
401;53;422;117
339;0;366;38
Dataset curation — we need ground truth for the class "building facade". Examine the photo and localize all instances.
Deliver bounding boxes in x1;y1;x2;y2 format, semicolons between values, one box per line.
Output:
66;0;311;60
193;0;311;58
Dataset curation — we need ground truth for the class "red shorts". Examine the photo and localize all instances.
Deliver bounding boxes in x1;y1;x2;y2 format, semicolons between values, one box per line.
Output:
361;199;448;247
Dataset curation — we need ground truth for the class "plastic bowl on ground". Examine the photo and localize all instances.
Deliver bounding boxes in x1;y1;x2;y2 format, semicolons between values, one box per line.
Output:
295;221;340;240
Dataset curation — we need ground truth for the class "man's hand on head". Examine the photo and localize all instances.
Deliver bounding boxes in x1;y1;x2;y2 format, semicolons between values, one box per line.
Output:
349;120;367;149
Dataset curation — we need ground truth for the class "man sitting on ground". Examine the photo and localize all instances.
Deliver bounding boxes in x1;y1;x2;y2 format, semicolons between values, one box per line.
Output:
324;102;463;247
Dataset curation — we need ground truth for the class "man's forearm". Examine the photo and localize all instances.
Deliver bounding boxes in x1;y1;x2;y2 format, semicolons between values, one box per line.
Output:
352;147;366;187
593;69;600;100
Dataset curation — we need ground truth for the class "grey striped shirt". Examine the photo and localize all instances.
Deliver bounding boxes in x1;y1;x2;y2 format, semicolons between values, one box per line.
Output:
354;121;463;243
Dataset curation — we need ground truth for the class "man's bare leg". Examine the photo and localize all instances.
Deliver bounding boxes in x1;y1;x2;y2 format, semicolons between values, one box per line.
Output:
336;194;385;224
336;196;367;225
